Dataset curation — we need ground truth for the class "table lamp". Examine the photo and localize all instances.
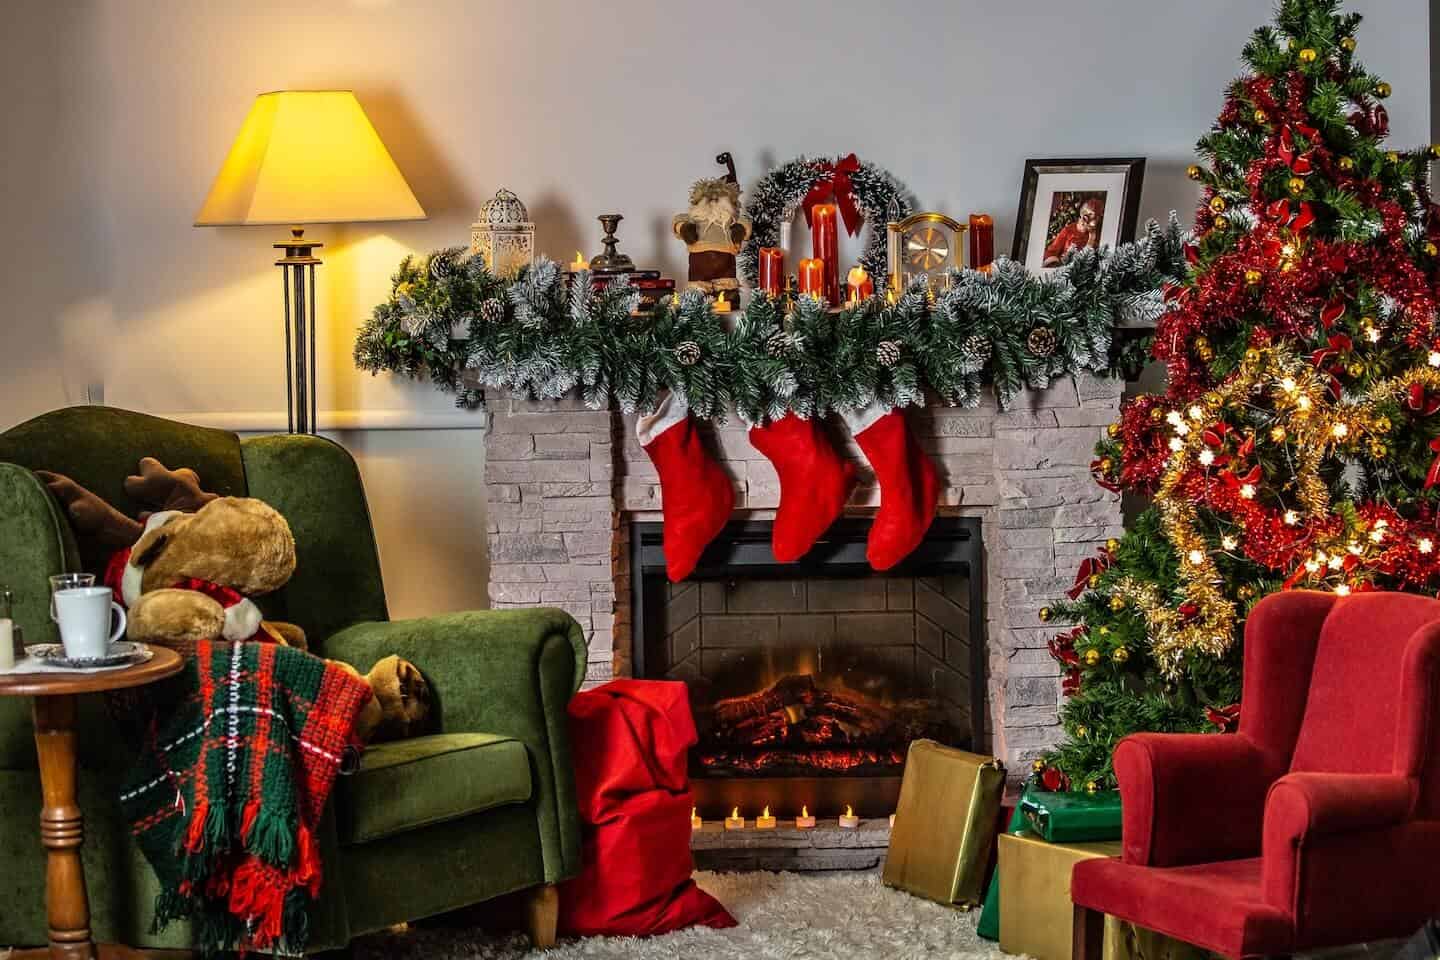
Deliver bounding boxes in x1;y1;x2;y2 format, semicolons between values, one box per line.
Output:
195;90;426;433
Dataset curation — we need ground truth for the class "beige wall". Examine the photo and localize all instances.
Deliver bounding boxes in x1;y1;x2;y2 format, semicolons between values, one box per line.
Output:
1;0;1430;619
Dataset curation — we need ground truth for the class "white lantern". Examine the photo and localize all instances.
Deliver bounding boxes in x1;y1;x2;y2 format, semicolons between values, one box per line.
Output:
470;188;535;279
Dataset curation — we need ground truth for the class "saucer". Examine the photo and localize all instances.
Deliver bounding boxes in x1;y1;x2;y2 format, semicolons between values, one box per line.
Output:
26;641;153;670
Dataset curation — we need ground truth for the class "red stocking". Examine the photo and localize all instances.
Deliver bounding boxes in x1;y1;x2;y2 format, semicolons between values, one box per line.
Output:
748;413;856;562
841;403;940;571
638;391;734;582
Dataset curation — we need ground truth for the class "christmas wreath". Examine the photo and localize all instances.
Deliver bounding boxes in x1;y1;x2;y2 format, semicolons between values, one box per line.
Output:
737;154;914;288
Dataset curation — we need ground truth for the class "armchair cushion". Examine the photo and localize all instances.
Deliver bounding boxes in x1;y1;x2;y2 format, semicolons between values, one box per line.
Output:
1115;732;1278;867
335;733;533;844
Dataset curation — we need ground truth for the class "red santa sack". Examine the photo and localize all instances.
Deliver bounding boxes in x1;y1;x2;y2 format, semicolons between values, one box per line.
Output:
558;679;736;937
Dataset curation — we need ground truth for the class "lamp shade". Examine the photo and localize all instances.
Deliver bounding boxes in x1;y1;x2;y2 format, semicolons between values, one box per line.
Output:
195;90;425;226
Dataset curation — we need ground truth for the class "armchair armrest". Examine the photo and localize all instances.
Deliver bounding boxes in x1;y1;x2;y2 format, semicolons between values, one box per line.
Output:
324;607;589;883
1115;732;1281;867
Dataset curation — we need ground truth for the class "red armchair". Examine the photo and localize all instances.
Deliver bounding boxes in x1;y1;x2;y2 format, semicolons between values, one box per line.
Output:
1071;590;1440;960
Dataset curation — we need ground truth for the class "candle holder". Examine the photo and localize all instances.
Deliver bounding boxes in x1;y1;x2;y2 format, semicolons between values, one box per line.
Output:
590;214;636;274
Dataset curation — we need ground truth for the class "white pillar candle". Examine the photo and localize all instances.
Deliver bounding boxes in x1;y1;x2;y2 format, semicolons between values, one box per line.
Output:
0;619;14;670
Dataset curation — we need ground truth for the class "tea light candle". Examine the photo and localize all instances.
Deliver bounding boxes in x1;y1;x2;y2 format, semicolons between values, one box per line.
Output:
838;805;860;829
725;807;745;830
692;808;702;831
795;805;816;829
969;214;995;272
756;805;777;830
846;265;874;304
0;619;12;671
571;251;589;272
798;258;825;297
714;291;732;313
757;247;785;297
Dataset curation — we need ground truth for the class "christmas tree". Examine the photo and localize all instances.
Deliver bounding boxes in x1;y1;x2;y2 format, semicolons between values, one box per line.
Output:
1039;0;1440;792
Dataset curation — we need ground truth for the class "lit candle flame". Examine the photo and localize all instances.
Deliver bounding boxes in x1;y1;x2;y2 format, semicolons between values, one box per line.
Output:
715;291;728;310
731;807;739;819
762;805;770;818
572;251;588;270
801;805;809;818
845;804;853;817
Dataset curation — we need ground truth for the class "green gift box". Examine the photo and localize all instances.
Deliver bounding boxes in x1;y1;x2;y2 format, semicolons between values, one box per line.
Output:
1021;788;1123;842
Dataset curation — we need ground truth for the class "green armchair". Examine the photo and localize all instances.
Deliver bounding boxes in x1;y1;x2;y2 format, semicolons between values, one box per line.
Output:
0;406;586;952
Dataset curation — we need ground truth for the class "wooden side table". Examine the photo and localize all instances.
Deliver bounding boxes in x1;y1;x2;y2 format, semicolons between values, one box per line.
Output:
0;648;184;960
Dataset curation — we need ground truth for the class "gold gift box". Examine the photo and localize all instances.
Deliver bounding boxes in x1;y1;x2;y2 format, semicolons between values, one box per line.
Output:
882;740;1004;907
998;830;1212;960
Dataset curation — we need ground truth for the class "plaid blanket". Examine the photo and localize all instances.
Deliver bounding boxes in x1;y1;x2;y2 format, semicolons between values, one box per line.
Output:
117;638;372;955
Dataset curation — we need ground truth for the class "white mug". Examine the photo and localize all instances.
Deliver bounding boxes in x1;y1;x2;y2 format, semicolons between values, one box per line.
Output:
51;587;126;660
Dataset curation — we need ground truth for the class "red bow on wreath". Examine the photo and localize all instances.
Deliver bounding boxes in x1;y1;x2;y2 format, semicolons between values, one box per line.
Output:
802;154;865;237
1205;702;1241;733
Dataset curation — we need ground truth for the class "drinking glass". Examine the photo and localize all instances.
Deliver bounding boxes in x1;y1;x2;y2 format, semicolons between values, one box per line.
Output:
49;573;96;621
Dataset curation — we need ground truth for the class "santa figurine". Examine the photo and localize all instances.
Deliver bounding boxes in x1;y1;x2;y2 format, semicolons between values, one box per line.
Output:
673;152;752;300
1042;196;1104;267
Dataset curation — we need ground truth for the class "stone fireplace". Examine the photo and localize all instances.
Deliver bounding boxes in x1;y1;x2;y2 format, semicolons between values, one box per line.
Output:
483;374;1123;793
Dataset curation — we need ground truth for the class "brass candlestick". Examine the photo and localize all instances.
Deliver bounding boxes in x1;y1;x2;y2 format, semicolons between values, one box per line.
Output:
590;214;636;274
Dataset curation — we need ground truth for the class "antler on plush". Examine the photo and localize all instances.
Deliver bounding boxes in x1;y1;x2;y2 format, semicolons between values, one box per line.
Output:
124;456;219;517
37;471;145;548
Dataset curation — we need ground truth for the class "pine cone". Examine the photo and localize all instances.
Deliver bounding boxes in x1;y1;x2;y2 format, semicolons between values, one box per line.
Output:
480;298;505;324
961;334;993;363
766;331;801;359
1027;326;1058;357
674;340;702;367
876;340;903;367
428;251;456;281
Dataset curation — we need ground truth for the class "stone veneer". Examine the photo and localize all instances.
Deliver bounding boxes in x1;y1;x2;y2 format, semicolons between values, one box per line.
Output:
482;374;1123;770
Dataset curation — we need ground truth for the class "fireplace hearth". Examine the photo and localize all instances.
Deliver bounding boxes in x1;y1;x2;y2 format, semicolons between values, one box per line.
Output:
631;518;983;817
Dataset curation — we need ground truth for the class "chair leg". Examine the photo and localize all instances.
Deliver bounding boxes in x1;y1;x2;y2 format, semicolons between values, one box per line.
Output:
525;884;559;950
1072;904;1105;960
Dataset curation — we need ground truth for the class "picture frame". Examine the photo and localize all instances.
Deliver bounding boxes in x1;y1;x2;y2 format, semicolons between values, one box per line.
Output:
1011;158;1146;272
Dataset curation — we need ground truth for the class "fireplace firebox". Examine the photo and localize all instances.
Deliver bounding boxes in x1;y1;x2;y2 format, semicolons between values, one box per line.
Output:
631;517;984;818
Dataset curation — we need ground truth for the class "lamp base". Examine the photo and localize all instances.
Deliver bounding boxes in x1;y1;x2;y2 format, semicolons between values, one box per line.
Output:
274;228;323;434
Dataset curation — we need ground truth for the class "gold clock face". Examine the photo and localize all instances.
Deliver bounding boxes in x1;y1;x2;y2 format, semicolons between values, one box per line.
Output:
905;226;952;271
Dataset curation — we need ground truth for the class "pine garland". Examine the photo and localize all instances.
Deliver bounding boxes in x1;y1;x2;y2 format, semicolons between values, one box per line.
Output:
354;216;1186;422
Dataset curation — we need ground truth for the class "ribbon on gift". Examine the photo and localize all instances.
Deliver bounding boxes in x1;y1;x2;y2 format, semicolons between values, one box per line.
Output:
801;154;864;236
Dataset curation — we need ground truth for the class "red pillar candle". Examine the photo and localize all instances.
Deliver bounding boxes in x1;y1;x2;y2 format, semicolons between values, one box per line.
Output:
969;213;995;272
846;265;874;304
811;202;840;305
798;258;825;297
758;247;785;297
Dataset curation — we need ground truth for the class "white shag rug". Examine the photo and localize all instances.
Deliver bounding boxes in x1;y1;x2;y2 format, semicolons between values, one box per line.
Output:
354;871;1008;959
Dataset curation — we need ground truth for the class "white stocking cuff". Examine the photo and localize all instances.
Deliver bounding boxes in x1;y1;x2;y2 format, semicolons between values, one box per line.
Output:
636;390;690;446
839;400;890;435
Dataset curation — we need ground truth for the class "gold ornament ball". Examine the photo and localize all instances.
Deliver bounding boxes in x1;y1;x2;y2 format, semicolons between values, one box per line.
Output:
1253;108;1269;125
1085;780;1102;795
1083;648;1102;667
1431;145;1440;160
1032;758;1046;773
1151;407;1165;422
1375;81;1392;99
1298;48;1318;63
1426;242;1440;257
1106;538;1121;552
1340;36;1357;52
1107;422;1121;438
1187;164;1204;181
1097;625;1111;637
1198;346;1216;362
1246;269;1264;286
1039;606;1052;622
1099;457;1114;472
1346;360;1365;378
1088;573;1102;589
1338;156;1356;172
1213;215;1230;232
1076;725;1089;739
1112;646;1131;664
1288;176;1307;197
1209;196;1227;214
1194;335;1210;349
1109;595;1126;612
